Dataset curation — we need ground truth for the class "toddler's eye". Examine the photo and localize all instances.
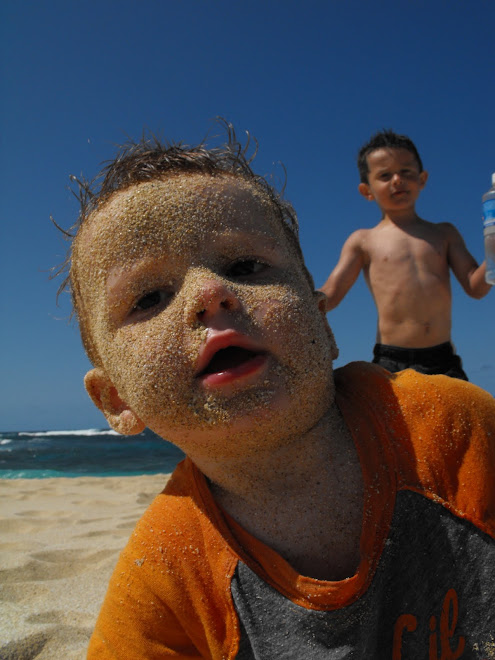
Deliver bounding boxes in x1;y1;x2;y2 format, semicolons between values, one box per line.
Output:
134;289;171;312
227;259;267;278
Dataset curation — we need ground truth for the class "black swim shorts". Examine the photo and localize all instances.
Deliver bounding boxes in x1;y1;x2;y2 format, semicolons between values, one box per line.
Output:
372;342;468;381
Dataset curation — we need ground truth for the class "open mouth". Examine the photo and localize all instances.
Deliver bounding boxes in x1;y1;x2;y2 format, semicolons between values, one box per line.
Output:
200;346;262;375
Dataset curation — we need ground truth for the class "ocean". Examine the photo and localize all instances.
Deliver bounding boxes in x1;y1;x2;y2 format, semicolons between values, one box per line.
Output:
0;428;185;479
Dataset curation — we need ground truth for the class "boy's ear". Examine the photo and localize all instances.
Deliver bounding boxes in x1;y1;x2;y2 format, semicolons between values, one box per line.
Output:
358;182;374;201
315;291;339;360
419;170;428;188
84;368;146;436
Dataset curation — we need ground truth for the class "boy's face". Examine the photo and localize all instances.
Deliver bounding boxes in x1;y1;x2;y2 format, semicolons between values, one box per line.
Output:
358;148;428;213
77;174;337;462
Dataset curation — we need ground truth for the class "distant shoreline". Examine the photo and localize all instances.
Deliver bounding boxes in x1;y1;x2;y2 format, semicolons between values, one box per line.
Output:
0;428;185;479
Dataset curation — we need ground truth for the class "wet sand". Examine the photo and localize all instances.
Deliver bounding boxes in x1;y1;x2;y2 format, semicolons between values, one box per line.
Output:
0;474;170;659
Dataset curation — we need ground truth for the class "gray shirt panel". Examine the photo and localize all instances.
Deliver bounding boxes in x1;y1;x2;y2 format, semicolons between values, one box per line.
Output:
232;490;495;659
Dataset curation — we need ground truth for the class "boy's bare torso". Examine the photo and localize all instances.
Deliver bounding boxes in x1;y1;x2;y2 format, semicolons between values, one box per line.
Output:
358;218;453;347
321;145;490;349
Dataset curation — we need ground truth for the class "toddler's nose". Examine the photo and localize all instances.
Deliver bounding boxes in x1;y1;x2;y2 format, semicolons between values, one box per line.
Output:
193;277;241;323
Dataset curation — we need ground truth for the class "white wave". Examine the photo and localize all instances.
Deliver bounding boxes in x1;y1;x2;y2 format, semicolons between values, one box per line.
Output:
0;439;12;445
18;429;121;438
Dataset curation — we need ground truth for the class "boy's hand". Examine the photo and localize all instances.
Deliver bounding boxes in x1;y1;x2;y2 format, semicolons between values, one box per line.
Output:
446;223;492;298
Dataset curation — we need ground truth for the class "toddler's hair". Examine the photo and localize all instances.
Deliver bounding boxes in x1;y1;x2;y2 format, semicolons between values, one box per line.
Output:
357;129;423;183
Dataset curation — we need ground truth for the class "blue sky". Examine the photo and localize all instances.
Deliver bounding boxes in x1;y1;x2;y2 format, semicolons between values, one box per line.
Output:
1;0;494;431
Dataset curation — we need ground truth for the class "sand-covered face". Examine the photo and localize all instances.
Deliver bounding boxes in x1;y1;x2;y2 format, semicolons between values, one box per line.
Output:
75;174;337;459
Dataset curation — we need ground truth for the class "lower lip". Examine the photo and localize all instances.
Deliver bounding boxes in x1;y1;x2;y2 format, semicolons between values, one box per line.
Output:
198;353;268;388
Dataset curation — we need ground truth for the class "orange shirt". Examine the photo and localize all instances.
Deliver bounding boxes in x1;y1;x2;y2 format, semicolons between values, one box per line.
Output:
87;364;495;659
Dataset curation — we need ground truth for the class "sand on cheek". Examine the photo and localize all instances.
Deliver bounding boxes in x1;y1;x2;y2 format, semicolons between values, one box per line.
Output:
99;309;203;427
236;281;334;422
263;296;331;381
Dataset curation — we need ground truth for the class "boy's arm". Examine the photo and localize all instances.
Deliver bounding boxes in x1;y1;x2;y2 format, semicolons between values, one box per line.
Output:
445;223;492;299
318;231;366;312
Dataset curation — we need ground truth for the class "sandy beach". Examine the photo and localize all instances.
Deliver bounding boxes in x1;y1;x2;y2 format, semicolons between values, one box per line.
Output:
0;473;171;659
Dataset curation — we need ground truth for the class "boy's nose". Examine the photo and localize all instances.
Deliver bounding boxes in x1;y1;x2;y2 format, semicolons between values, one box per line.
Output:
194;278;241;323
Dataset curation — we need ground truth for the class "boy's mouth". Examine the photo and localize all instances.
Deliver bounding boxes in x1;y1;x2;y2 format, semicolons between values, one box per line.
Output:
199;346;262;375
195;331;269;388
196;341;268;388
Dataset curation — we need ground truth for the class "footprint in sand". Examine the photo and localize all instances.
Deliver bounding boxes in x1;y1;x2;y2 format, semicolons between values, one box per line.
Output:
77;517;107;524
27;610;95;628
0;548;117;583
0;631;49;660
136;491;158;505
116;520;138;530
0;582;51;603
0;626;93;660
0;517;63;535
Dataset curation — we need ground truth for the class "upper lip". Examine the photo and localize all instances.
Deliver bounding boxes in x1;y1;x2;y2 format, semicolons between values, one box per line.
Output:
195;330;265;376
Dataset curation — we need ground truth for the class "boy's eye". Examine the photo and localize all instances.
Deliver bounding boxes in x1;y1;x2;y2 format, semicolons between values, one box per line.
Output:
226;259;267;278
134;289;171;312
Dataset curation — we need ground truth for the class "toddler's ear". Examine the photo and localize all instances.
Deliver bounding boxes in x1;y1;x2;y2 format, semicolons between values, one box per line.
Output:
84;368;146;436
358;182;374;201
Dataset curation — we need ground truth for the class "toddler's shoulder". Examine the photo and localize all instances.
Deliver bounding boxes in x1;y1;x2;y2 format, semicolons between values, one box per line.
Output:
392;368;494;420
336;362;495;455
337;363;495;534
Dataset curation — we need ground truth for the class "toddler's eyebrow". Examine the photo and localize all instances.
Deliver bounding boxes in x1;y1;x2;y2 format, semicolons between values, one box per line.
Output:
105;257;174;304
219;229;280;254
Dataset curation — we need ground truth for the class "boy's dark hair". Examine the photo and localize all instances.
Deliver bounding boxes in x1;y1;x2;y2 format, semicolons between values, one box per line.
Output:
357;129;423;183
54;120;313;365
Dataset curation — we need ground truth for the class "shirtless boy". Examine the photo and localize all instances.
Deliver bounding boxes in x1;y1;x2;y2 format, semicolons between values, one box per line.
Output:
62;126;495;658
320;130;492;380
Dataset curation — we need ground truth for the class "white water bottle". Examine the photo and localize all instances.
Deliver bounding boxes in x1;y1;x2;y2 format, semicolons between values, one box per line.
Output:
482;173;495;285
